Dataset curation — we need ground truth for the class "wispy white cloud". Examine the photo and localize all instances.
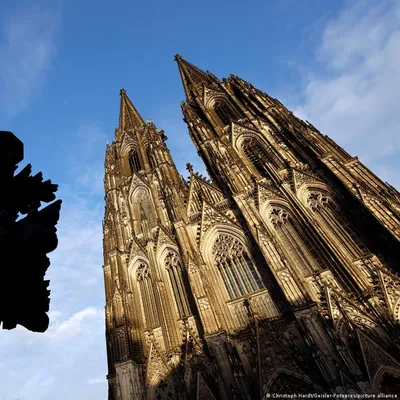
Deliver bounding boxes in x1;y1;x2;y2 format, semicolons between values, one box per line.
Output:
0;119;107;400
0;2;396;400
293;0;400;189
45;307;103;341
0;5;60;116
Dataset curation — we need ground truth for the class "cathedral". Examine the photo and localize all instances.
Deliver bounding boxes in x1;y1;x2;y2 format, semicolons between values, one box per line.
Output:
102;55;400;399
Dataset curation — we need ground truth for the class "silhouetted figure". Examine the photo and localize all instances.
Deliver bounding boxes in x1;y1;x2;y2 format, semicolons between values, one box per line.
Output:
0;131;62;332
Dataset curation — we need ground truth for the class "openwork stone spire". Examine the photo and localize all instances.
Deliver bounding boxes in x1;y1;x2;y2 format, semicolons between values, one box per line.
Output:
103;56;400;400
118;88;145;133
174;54;219;101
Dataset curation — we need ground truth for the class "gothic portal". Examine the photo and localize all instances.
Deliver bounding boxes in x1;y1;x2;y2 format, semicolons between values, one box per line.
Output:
102;55;400;399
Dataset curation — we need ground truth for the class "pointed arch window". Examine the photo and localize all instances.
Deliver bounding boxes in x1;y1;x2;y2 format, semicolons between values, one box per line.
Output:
164;251;192;318
212;234;264;299
242;137;283;172
136;263;160;329
307;191;368;260
146;148;155;169
214;101;238;126
128;150;142;173
268;206;322;276
132;189;156;235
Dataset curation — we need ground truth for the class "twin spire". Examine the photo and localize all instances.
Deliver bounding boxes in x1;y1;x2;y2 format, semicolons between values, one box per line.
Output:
117;55;216;135
174;54;217;100
118;88;145;133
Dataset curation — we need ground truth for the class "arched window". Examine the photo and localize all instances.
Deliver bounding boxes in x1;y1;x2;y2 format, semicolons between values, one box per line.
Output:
242;137;283;172
164;251;191;318
128;150;142;173
307;191;368;260
214;101;238;126
113;296;124;326
132;189;156;235
365;196;400;237
146;148;155;169
212;234;264;299
268;206;322;277
136;263;160;329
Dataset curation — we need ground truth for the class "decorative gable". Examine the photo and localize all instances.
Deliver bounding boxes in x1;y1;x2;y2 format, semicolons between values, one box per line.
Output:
292;166;324;191
127;237;147;267
128;172;149;197
230;120;261;147
257;180;283;211
119;129;138;156
186;174;226;217
145;341;170;386
199;201;241;249
357;329;400;386
155;225;177;253
203;86;225;108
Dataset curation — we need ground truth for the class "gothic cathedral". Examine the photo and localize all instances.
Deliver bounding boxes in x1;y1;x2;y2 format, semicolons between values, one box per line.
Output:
102;55;400;399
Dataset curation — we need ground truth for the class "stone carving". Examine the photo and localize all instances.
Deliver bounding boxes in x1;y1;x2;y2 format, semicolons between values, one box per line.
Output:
102;63;400;399
0;131;62;332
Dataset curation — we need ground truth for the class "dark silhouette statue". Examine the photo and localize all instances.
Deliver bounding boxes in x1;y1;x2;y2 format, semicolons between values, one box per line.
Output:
0;131;62;332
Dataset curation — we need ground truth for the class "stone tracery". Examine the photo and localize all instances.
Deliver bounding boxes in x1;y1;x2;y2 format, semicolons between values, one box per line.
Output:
164;250;191;318
136;262;160;330
103;59;400;399
242;136;284;172
211;233;264;299
306;190;368;261
266;205;321;277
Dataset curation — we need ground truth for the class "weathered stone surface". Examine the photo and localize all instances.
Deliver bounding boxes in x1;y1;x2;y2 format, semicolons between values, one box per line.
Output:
103;59;400;399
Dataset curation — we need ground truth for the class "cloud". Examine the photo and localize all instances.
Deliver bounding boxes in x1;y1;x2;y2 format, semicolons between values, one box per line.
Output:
293;0;400;189
0;119;108;400
45;307;103;342
64;121;108;196
0;4;60;117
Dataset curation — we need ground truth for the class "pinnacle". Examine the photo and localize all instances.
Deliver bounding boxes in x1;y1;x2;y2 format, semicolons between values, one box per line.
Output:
174;54;183;61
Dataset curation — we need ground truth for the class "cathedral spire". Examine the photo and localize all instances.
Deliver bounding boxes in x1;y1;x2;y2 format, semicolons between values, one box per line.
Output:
174;54;218;101
118;88;145;133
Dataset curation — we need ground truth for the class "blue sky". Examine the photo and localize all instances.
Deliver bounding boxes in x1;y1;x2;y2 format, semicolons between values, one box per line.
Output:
0;0;399;399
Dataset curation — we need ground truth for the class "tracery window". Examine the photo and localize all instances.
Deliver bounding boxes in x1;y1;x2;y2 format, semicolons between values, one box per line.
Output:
164;251;191;318
133;190;156;235
365;196;400;236
212;234;264;299
214;101;238;126
269;206;321;276
128;150;142;173
242;137;283;173
113;297;124;326
136;263;160;329
307;191;368;260
146;148;155;169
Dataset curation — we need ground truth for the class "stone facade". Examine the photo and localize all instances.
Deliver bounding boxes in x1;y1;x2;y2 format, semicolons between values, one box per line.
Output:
102;56;400;399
